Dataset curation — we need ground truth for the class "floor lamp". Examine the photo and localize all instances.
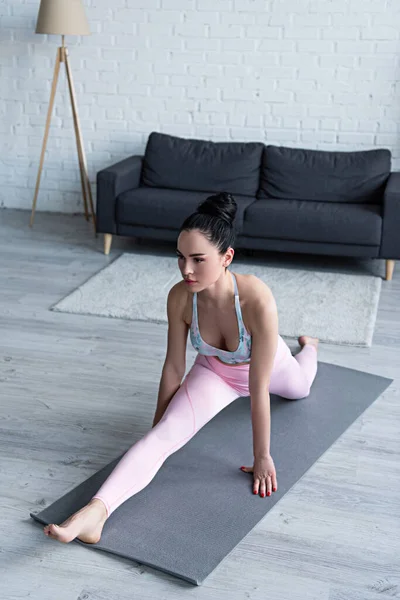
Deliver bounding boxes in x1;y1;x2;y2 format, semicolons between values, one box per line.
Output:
30;0;96;233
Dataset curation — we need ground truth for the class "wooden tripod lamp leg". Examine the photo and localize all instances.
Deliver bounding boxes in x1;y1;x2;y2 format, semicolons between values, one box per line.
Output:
30;48;62;227
62;47;89;222
64;47;96;234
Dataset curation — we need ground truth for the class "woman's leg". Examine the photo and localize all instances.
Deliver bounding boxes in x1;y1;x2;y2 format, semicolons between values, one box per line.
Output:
93;337;317;514
44;355;240;543
92;356;239;517
269;335;318;400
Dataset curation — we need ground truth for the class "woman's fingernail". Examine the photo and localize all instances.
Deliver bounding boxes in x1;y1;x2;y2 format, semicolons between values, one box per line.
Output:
261;493;265;497
253;490;257;494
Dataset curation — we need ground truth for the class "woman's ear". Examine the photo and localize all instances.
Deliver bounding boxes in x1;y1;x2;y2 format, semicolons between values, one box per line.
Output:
224;247;234;267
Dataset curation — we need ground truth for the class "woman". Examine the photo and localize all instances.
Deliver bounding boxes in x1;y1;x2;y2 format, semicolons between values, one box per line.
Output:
43;192;318;544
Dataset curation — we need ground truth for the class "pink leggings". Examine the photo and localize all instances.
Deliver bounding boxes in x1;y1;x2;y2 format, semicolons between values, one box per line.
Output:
92;335;317;518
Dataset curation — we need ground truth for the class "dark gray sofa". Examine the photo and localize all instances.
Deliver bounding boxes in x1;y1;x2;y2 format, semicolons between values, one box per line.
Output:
96;131;400;280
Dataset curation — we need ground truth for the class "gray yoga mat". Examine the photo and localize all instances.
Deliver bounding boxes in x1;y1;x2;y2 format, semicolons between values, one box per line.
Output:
30;361;392;585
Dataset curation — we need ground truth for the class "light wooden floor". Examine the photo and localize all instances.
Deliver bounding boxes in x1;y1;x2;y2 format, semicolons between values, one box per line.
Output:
1;208;399;600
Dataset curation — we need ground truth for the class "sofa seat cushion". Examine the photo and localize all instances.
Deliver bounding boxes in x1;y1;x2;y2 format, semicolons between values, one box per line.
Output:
242;199;382;245
117;187;255;234
141;132;264;196
259;145;391;204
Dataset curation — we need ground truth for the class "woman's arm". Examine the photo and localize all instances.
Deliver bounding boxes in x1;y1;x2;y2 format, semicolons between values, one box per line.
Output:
248;282;279;458
152;367;183;427
152;282;189;428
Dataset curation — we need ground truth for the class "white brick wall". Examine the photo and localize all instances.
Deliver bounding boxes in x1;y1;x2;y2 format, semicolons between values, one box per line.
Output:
1;0;400;212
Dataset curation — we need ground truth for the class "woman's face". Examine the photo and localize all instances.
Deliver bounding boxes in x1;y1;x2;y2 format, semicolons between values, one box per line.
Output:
176;229;233;291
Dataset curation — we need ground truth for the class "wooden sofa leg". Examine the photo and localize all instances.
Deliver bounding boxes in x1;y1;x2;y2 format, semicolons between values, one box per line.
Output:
386;259;395;281
104;234;112;255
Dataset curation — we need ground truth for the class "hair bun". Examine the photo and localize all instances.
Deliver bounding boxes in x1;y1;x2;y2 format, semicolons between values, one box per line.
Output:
196;192;237;226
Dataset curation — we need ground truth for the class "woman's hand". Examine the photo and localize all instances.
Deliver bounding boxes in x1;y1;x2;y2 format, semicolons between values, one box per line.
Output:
240;454;278;497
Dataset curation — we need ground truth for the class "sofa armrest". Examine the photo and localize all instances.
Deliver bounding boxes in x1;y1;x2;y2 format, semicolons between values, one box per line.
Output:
380;172;400;258
96;155;143;234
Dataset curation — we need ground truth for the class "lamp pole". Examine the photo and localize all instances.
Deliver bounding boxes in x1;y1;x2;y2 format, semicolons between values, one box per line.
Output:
30;0;96;233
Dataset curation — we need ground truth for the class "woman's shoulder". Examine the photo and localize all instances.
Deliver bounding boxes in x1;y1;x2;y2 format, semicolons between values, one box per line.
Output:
234;272;277;334
233;271;275;305
168;281;193;327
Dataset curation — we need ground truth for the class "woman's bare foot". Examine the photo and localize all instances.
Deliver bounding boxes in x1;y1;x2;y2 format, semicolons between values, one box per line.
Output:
43;499;108;544
298;335;319;351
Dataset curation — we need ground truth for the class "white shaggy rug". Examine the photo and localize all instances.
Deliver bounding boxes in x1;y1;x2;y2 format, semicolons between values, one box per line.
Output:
51;252;382;346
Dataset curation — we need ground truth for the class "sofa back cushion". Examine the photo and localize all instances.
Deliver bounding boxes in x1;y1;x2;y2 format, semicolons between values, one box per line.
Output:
258;145;391;203
142;132;264;196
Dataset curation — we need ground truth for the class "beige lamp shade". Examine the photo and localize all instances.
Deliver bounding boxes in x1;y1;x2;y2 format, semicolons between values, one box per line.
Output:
35;0;90;36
